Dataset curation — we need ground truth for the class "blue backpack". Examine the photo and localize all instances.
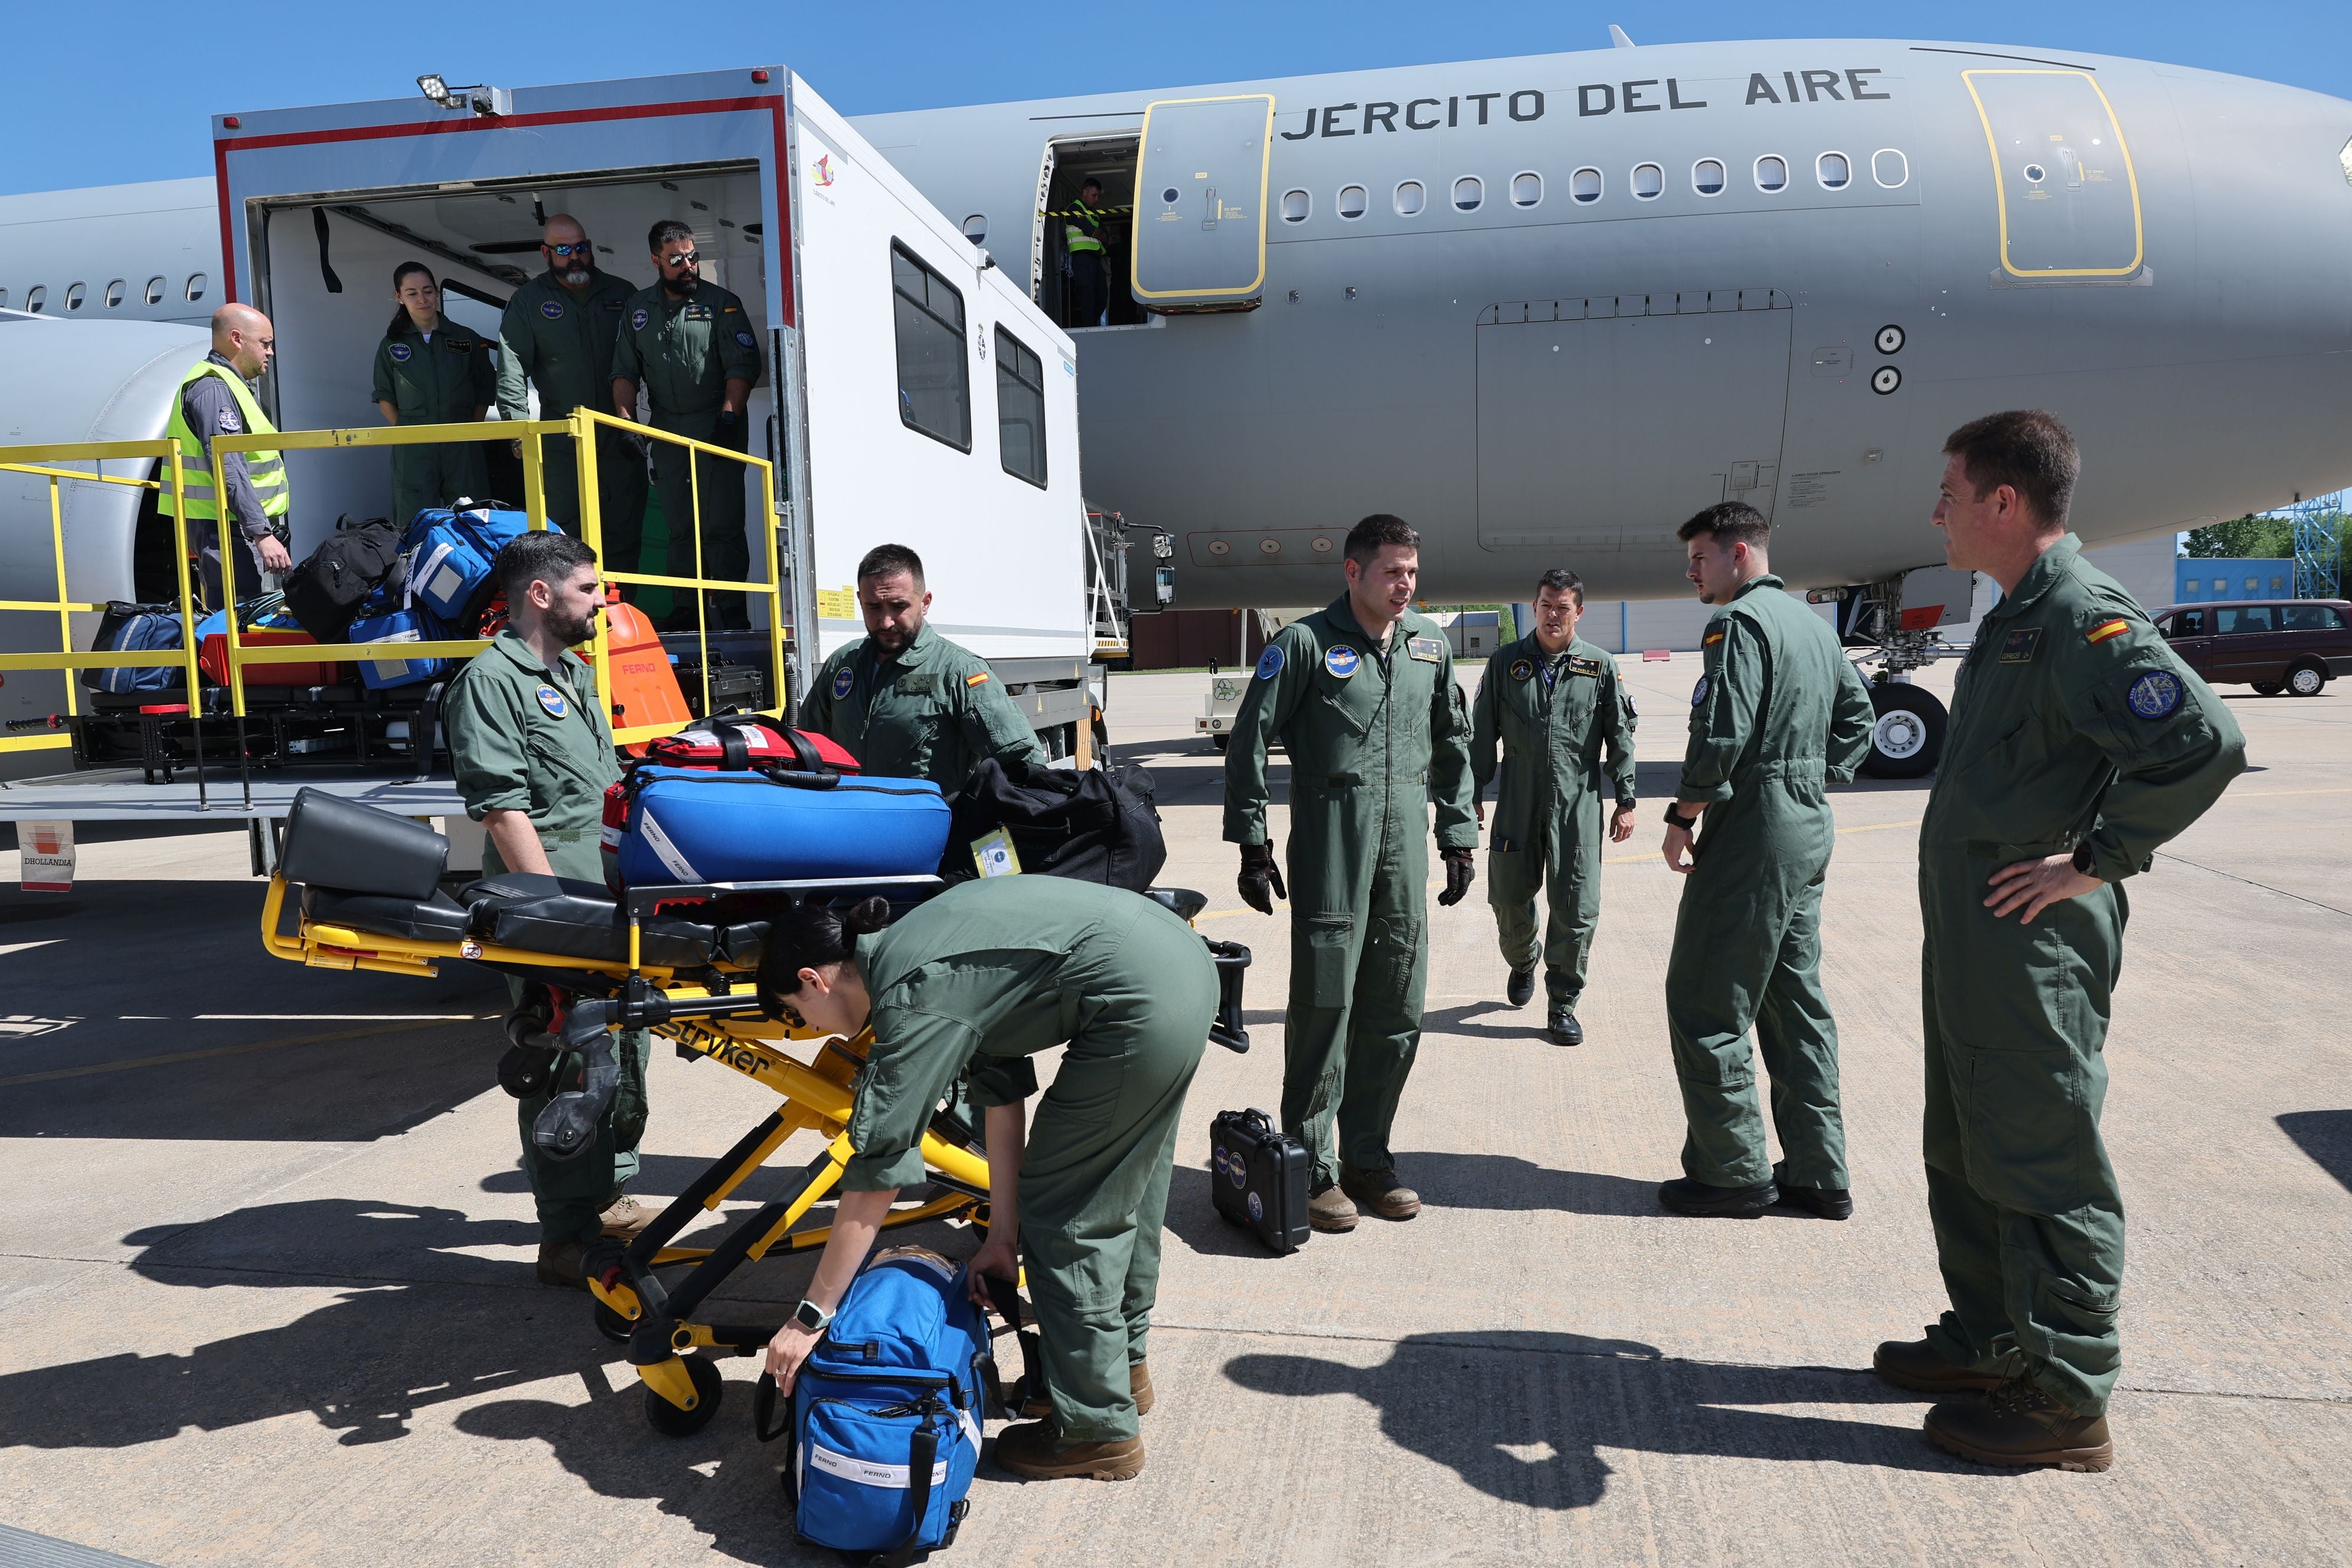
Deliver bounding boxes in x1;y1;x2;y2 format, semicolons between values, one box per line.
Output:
403;504;536;623
755;1247;991;1565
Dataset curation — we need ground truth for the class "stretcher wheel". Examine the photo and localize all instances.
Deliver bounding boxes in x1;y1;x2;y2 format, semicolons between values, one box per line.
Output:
498;1043;558;1099
643;1356;724;1437
594;1300;636;1344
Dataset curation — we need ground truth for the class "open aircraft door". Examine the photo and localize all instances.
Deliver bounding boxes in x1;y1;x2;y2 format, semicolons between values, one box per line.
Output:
1130;94;1273;310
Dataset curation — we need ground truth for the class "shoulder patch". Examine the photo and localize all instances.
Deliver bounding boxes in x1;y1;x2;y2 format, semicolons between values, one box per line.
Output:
831;664;855;700
1324;644;1361;680
215;404;242;432
2001;627;2043;664
1255;643;1286;680
1508;656;1534;682
965;671;990;687
723;304;741;314
1703;628;1726;647
631;308;650;331
2127;669;2183;720
1691;674;1711;707
534;683;570;718
736;331;756;347
386;342;411;363
1407;635;1445;664
539;299;564;319
2086;618;2130;646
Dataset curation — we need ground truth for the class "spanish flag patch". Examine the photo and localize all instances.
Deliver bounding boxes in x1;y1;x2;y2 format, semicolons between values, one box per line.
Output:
1703;630;1726;647
2085;618;2129;646
966;671;991;687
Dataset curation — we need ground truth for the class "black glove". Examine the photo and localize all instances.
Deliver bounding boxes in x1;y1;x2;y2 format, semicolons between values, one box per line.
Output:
1437;847;1476;907
1237;842;1287;915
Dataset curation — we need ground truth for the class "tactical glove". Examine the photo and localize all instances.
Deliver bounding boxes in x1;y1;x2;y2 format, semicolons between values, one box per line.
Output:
1437;846;1476;907
1237;842;1287;915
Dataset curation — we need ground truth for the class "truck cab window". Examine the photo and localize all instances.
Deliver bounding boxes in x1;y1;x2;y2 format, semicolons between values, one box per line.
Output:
995;325;1047;488
891;241;972;452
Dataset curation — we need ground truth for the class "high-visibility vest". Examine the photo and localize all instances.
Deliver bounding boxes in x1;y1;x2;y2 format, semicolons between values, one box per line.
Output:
159;358;290;524
1064;200;1107;256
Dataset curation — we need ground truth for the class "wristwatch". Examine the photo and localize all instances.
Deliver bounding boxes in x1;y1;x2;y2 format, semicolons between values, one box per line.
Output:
2070;842;2100;879
1662;801;1701;829
1616;798;1638;814
791;1298;833;1334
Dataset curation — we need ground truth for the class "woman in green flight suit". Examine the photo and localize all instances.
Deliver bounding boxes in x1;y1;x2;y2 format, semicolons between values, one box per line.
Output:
372;262;496;528
759;876;1216;1482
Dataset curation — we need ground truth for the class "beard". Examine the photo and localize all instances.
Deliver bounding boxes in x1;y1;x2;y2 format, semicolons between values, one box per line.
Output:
664;271;701;296
560;261;594;287
550;604;599;647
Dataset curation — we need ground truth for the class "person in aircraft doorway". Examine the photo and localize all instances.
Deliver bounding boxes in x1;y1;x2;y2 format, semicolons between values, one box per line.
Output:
1065;177;1110;328
372;262;495;530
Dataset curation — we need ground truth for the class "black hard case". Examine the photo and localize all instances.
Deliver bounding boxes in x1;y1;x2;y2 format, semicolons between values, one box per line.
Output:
1209;1108;1311;1255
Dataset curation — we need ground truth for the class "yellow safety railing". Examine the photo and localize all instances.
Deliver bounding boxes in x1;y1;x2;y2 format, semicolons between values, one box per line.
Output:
2;410;788;756
0;440;200;755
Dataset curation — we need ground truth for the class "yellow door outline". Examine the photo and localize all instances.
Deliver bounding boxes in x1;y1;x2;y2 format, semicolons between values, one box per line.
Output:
1131;94;1276;301
1962;69;2145;279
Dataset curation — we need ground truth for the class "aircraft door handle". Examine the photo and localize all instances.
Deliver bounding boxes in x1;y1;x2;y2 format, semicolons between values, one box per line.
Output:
1203;186;1219;230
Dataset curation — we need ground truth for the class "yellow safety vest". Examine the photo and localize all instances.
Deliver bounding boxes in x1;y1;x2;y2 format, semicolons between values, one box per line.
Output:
159;358;290;523
1064;200;1107;256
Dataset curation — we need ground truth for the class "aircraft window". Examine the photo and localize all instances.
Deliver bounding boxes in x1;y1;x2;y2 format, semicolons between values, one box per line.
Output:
1394;181;1425;216
1511;172;1542;207
0;289;8;309
25;286;43;312
961;214;986;243
144;276;165;305
1631;164;1664;200
1872;148;1910;189
1338;185;1368;219
185;274;207;302
994;324;1047;489
1817;152;1852;190
1571;167;1602;204
1755;155;1789;192
1452;177;1483;211
889;240;972;453
1281;189;1311;223
1693;159;1727;196
104;279;126;309
65;283;86;312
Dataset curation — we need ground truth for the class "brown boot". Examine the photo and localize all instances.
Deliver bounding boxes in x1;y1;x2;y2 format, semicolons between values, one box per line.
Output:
1873;1338;2008;1397
1308;1182;1358;1233
599;1193;656;1242
1340;1166;1422;1221
535;1239;589;1289
992;1420;1145;1481
1925;1378;2115;1472
1130;1360;1154;1417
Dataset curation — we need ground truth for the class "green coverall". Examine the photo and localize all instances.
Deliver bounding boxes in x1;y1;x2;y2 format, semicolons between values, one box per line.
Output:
1470;633;1638;1008
1224;596;1476;1190
371;318;496;530
612;282;764;628
840;877;1215;1444
496;269;651;573
798;621;1044;790
1917;535;2243;1416
443;629;651;1246
1665;575;1875;1190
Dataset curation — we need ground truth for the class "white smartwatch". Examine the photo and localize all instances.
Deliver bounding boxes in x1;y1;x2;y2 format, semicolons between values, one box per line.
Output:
791;1298;833;1334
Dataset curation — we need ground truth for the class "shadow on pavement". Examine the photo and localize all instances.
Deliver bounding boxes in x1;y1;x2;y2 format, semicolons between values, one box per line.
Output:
1224;1331;1951;1508
1425;1001;1553;1042
2278;1110;2352;1193
1391;1152;1660;1217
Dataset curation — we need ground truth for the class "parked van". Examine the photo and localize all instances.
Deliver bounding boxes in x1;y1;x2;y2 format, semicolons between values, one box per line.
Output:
2153;599;2352;696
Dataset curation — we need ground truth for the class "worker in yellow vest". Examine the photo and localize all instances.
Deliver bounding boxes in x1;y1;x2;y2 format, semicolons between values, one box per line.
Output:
159;304;292;610
1065;177;1110;329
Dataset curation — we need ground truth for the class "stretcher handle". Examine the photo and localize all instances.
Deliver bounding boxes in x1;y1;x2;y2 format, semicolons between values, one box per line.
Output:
531;999;621;1162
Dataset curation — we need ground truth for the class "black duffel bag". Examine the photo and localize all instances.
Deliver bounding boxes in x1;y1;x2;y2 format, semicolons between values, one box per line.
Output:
939;759;1165;890
282;513;404;642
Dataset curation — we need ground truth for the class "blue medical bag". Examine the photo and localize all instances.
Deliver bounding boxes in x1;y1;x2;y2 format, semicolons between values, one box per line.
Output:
347;601;456;690
403;505;536;623
754;1249;989;1564
84;601;185;693
610;765;950;888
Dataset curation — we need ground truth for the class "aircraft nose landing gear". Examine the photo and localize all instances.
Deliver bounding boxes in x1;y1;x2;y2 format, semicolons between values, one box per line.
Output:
1861;681;1946;779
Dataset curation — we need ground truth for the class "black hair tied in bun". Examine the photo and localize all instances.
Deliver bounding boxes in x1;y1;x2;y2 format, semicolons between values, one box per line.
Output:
756;895;891;1015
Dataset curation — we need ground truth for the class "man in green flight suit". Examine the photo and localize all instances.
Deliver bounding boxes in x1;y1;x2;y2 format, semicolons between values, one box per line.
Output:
796;543;1042;788
1658;502;1876;1221
1225;514;1478;1233
443;530;652;1286
496;214;651;585
1471;567;1639;1046
1876;411;2243;1473
612;218;764;631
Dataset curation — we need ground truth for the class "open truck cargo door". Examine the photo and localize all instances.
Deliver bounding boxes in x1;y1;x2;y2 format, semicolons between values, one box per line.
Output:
1129;94;1273;312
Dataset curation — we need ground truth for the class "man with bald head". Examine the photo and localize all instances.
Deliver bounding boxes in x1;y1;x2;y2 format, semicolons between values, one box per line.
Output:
496;215;649;587
159;303;293;609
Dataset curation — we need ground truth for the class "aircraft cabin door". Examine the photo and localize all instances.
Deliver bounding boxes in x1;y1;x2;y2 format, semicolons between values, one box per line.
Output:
1962;69;2145;280
1131;94;1273;310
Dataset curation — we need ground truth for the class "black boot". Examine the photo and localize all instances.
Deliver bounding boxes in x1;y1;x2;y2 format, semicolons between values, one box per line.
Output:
1505;968;1536;1008
1546;1007;1583;1046
1770;1161;1854;1220
1658;1176;1778;1217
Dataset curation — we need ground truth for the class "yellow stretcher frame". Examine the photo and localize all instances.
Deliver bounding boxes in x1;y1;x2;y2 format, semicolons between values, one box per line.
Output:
1;409;791;752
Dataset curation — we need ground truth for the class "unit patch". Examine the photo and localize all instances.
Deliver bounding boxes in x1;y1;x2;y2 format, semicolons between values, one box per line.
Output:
2126;669;2183;720
736;331;756;347
965;671;990;687
1324;645;1361;680
2086;618;2130;646
540;299;565;319
1691;674;1711;707
534;683;570;718
1407;635;1445;664
1567;655;1603;678
631;308;650;331
2000;627;2043;665
1255;643;1285;680
387;342;412;362
831;665;855;700
216;406;241;432
1509;657;1535;682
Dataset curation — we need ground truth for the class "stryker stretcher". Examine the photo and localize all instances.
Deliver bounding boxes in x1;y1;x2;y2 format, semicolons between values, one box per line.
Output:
261;788;1248;1435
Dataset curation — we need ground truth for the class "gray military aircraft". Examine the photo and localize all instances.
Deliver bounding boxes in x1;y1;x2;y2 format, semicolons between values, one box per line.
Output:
5;34;2350;769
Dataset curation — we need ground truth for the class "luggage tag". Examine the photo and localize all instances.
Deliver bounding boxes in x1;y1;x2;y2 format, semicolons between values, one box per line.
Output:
972;827;1021;878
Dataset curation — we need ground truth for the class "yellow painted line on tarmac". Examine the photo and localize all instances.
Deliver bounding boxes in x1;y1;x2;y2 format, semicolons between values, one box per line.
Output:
0;1016;488;1089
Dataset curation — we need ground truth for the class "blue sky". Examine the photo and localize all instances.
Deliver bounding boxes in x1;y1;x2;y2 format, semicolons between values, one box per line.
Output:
4;1;2346;196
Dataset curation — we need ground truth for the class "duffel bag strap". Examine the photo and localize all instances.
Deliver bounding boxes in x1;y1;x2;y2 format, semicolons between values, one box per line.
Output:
979;1273;1047;1419
861;1415;939;1568
753;1372;802;1507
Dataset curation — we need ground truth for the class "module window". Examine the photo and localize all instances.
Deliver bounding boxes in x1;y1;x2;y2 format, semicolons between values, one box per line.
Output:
995;325;1048;489
891;241;971;452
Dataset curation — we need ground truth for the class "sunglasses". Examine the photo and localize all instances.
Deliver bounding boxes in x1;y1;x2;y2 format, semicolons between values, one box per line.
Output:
543;241;592;257
661;249;702;266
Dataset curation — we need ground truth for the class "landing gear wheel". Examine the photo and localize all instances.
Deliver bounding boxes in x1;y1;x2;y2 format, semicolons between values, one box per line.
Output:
643;1356;723;1437
2252;680;2285;695
1860;683;1946;779
2288;664;2328;697
594;1299;636;1344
